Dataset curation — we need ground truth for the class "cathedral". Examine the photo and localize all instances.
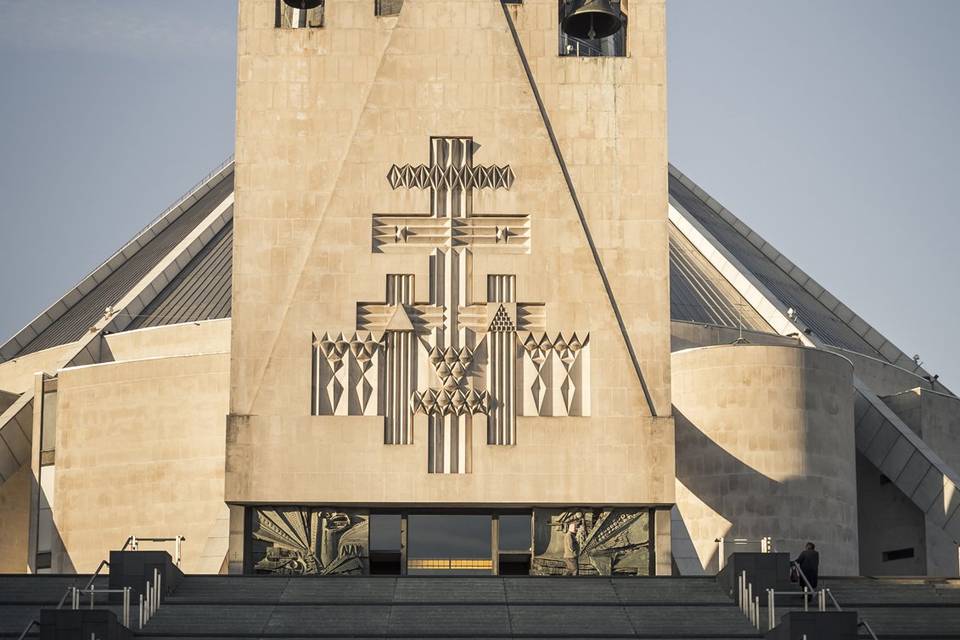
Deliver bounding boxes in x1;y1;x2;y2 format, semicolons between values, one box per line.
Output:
1;0;958;583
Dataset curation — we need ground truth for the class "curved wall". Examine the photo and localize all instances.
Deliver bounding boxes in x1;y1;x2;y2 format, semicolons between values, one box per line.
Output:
672;344;859;575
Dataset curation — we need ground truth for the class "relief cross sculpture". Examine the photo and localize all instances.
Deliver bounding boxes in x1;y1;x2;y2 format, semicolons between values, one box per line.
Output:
312;136;590;474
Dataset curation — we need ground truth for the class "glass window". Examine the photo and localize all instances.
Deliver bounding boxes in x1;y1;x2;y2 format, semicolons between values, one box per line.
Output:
499;514;532;551
408;514;492;575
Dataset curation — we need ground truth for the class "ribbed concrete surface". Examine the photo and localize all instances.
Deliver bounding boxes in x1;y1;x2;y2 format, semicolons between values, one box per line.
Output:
0;575;106;637
759;576;960;639
8;575;959;638
139;576;761;639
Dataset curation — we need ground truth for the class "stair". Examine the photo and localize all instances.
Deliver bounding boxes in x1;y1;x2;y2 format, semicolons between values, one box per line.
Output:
759;576;960;639
141;575;762;639
0;574;107;638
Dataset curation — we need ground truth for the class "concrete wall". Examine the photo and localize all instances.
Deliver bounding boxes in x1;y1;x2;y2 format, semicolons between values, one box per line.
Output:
670;320;797;353
855;450;928;576
880;389;960;576
105;319;230;362
0;343;79;395
672;344;859;575
830;347;939;398
52;353;229;573
0;463;30;572
228;0;673;508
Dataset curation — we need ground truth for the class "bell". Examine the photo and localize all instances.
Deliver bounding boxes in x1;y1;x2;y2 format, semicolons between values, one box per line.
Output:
283;0;323;8
562;0;623;40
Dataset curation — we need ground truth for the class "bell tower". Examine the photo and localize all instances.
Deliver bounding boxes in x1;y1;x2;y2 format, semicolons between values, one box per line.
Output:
227;0;672;577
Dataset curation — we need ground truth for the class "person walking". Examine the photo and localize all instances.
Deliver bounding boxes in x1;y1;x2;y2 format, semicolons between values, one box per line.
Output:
563;521;580;576
794;542;820;590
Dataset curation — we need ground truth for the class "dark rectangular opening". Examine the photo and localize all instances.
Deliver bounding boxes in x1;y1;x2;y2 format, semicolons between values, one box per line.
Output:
375;0;403;16
558;0;627;57
408;514;492;575
882;547;915;562
369;514;402;574
275;0;325;29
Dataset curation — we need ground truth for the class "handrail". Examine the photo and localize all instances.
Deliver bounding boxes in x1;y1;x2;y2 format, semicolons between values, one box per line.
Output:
790;561;879;639
790;560;818;598
124;535;186;566
859;619;880;640
717;536;773;570
15;620;39;640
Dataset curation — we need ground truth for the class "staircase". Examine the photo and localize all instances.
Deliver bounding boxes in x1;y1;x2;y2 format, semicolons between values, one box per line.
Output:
759;576;960;639
0;574;106;637
5;573;959;638
0;574;760;639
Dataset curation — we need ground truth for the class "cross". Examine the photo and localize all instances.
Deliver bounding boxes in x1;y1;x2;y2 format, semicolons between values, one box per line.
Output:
312;137;588;476
366;137;542;473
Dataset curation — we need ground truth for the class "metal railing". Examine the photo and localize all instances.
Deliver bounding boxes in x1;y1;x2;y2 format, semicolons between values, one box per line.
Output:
68;585;132;627
717;536;773;571
790;561;879;640
17;536;181;638
124;535;186;567
15;620;38;640
139;567;163;630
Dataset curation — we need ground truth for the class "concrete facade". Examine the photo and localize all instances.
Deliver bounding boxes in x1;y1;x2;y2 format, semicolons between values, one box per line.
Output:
227;0;673;523
672;344;860;575
879;389;960;576
50;354;229;573
0;464;30;572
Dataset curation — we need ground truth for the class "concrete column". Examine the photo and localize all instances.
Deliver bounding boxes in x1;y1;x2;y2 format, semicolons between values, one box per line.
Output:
654;507;673;576
227;504;245;574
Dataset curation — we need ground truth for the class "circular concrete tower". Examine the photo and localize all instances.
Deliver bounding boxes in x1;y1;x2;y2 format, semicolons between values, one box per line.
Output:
672;344;859;575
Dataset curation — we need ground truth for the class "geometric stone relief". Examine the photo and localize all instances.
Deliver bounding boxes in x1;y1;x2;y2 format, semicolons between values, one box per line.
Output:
311;332;382;417
518;333;590;417
250;507;369;575
311;136;590;474
531;508;651;576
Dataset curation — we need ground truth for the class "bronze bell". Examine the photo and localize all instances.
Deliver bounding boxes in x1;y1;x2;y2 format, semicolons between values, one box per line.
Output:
283;0;323;9
562;0;623;40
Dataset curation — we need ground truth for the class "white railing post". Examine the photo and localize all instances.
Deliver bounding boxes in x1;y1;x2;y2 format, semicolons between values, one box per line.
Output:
741;571;747;614
803;586;809;612
737;576;743;613
175;536;182;567
139;593;144;629
767;588;774;630
748;582;753;618
157;570;162;610
755;596;760;630
145;582;151;622
89;586;94;610
718;537;725;570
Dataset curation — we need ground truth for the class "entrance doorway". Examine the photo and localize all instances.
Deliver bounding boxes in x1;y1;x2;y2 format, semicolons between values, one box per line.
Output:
369;511;533;576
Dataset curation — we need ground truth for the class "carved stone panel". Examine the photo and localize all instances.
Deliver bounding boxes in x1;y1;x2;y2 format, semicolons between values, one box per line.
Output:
250;507;369;575
310;136;592;474
531;508;650;576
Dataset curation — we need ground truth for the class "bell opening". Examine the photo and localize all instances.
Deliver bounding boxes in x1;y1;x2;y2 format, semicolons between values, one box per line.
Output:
558;0;627;57
561;0;624;41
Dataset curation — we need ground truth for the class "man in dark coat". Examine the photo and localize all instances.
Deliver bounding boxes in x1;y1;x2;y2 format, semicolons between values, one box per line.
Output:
794;542;820;589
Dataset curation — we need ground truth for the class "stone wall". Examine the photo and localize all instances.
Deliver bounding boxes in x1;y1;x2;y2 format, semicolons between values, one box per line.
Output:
672;344;859;575
52;354;229;573
880;389;960;576
0;463;30;572
228;0;673;510
104;319;230;362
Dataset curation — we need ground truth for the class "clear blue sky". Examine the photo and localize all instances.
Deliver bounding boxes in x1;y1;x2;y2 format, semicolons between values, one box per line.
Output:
0;1;957;387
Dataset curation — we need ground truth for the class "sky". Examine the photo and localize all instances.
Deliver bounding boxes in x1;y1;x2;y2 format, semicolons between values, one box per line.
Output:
0;0;957;387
